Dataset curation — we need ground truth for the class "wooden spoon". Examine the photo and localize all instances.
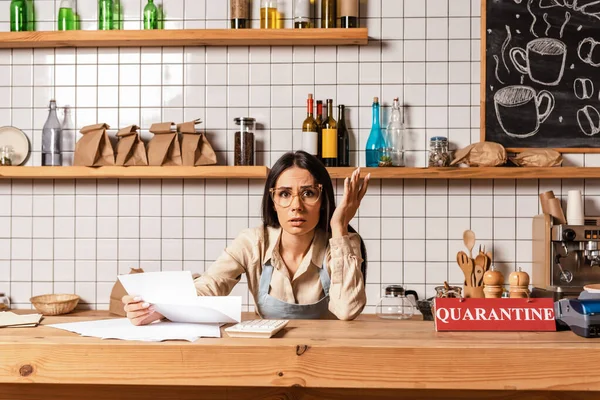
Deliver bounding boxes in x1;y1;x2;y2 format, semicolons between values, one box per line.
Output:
463;230;476;259
474;254;487;286
456;251;472;287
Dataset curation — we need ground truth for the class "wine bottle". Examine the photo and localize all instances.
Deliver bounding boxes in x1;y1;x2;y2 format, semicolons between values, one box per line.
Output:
98;0;114;30
294;0;311;28
365;97;386;167
322;99;338;167
10;0;27;32
321;0;336;28
143;0;158;29
337;105;350;167
302;94;319;157
339;0;358;28
231;0;249;29
315;100;324;161
58;0;75;31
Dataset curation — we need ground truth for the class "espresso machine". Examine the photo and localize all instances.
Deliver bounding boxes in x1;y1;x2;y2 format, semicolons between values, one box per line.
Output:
532;214;600;300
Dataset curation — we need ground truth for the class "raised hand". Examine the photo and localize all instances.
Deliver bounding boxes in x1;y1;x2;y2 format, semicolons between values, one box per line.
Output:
331;168;371;233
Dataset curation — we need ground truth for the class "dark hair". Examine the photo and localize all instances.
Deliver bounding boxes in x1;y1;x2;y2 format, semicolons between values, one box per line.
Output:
261;151;367;284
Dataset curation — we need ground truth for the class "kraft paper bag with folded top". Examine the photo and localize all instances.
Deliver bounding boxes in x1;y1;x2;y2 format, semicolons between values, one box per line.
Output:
74;123;115;166
450;141;507;167
109;267;145;316
147;122;182;166
115;125;148;166
178;119;217;166
509;149;563;167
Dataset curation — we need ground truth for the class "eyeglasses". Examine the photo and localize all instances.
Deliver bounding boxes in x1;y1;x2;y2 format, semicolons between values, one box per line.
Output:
269;184;323;208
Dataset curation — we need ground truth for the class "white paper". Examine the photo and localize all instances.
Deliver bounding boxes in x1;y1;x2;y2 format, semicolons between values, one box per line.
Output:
118;271;242;324
0;311;43;328
48;318;221;342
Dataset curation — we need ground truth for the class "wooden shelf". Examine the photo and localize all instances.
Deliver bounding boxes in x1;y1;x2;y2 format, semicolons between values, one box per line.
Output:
326;167;600;179
0;166;269;180
0;28;368;48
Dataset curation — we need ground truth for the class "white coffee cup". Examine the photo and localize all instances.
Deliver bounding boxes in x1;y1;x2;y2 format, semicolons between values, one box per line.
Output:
567;190;585;225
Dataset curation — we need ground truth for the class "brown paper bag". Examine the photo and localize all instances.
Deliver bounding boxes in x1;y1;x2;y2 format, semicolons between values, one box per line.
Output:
115;125;148;166
147;122;182;166
178;119;217;166
109;267;145;316
74;123;115;166
450;142;507;167
509;149;563;167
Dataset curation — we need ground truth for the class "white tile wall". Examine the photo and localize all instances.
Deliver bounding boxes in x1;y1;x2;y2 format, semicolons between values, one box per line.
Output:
0;0;598;313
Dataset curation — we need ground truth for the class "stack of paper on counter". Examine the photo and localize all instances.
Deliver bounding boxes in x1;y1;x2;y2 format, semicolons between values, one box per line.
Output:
49;271;242;342
0;312;43;328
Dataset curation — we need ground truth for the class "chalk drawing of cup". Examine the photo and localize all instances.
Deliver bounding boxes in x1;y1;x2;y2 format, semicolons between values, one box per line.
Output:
510;38;567;86
494;85;555;138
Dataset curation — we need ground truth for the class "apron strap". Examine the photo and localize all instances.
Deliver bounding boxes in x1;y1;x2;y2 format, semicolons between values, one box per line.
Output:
259;263;275;296
319;260;331;296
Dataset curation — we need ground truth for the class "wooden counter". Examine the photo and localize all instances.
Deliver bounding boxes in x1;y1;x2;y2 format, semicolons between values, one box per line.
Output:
1;311;598;400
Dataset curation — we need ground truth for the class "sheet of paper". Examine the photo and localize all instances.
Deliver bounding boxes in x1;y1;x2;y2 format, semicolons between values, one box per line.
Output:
0;311;43;328
48;318;221;342
118;271;242;324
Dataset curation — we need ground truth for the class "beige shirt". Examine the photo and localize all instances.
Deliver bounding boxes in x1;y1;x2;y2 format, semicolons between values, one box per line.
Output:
193;225;366;320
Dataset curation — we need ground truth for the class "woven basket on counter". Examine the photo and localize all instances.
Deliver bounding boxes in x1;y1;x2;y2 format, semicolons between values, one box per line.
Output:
29;294;80;316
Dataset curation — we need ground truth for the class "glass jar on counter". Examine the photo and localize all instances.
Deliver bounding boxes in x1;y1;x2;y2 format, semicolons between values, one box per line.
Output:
376;285;418;320
0;293;10;311
0;146;13;166
428;136;451;167
234;117;256;166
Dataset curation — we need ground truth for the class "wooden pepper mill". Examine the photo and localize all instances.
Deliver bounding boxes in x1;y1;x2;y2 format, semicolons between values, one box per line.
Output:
509;268;530;299
483;266;504;298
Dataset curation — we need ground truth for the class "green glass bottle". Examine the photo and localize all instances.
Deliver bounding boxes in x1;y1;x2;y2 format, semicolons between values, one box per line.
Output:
25;0;34;31
113;0;123;30
58;0;75;31
144;0;158;30
157;4;164;30
98;0;114;30
10;0;27;32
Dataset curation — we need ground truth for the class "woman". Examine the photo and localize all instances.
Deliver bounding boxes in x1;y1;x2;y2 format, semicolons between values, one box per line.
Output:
123;151;370;324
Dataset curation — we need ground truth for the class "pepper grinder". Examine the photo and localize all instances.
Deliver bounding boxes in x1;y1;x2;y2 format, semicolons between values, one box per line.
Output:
483;266;504;298
509;268;530;299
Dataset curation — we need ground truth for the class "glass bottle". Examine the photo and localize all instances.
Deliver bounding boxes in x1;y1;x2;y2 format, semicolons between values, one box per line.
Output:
294;0;311;29
10;0;27;32
339;0;358;28
261;0;278;29
113;0;123;30
98;0;114;30
231;0;249;29
42;100;62;167
315;100;324;161
57;0;75;31
157;4;164;29
385;97;405;167
0;293;10;311
321;0;336;28
144;0;158;29
302;94;318;157
322;99;338;167
428;136;451;167
25;0;34;31
337;105;350;167
61;106;75;166
365;97;386;167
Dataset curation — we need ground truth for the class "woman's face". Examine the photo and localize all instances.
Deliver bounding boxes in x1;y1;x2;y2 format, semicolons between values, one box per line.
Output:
271;166;322;236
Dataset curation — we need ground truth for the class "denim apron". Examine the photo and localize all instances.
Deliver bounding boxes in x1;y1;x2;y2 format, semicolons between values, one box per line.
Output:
257;261;331;319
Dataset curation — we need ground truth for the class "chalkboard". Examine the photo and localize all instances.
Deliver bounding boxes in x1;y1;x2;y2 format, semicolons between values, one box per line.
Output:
483;0;600;152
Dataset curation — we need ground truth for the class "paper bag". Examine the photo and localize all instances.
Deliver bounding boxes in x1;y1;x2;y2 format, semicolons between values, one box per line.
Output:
147;122;182;166
115;125;148;166
509;149;563;167
109;267;145;316
74;123;115;166
450;142;507;167
178;119;217;166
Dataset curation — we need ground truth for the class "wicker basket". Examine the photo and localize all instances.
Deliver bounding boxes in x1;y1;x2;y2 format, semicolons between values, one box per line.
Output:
30;294;80;316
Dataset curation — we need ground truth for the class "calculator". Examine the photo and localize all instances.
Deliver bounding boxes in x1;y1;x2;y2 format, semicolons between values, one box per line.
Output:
224;319;289;338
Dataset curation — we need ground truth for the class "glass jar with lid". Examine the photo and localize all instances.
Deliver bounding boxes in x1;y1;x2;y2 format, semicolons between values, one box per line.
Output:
428;136;451;167
234;117;256;166
0;293;10;311
376;285;418;320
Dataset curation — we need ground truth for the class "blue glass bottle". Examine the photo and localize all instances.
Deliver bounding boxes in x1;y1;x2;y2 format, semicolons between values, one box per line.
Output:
365;97;386;167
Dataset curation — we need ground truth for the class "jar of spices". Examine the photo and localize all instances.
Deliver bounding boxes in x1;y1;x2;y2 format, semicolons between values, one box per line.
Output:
428;136;451;167
0;146;13;166
0;293;10;311
234;117;256;166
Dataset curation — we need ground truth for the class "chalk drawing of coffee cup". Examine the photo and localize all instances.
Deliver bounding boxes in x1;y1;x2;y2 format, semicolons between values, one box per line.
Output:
577;105;600;136
510;38;567;86
494;85;555;138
